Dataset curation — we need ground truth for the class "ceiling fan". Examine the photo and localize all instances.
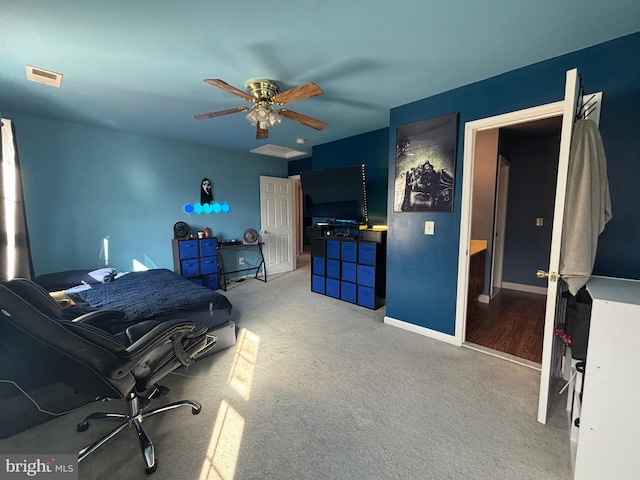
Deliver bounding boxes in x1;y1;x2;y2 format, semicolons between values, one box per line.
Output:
194;78;327;140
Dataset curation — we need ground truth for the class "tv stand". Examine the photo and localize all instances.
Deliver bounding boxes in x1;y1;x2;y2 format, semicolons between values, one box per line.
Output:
306;222;361;239
310;231;386;309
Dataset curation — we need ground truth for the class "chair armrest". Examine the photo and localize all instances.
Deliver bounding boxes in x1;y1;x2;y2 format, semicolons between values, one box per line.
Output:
72;309;125;331
105;319;196;379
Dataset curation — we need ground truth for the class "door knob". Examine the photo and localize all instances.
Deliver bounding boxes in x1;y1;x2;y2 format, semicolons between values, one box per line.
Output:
536;270;558;282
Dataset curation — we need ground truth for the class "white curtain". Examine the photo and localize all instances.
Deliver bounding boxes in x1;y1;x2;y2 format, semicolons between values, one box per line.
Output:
0;118;34;280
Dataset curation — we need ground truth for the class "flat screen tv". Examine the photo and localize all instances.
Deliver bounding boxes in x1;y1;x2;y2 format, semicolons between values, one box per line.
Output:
300;165;368;224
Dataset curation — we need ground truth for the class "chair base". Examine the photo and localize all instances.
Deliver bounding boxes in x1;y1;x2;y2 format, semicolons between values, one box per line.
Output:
77;385;201;474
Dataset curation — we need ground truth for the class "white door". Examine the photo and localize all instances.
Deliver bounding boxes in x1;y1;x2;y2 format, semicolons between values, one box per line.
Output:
491;155;510;297
537;69;602;423
260;176;294;275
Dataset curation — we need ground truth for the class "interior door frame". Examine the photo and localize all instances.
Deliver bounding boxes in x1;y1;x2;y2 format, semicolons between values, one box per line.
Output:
455;99;566;347
490;155;510;298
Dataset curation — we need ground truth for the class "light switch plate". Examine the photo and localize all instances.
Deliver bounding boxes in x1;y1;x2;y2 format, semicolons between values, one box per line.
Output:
424;221;435;235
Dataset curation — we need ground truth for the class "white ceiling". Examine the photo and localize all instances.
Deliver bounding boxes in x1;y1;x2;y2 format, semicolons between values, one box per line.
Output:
1;1;639;156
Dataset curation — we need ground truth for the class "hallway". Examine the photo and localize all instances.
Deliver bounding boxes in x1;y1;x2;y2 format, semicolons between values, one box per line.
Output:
465;289;545;364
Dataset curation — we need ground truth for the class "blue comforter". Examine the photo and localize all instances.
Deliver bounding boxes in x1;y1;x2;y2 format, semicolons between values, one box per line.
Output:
73;269;232;330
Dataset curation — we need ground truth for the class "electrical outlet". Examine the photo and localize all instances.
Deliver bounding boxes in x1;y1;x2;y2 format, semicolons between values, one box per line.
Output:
238;257;245;265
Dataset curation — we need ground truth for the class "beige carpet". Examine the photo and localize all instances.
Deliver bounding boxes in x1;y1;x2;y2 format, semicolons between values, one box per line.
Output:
0;254;573;479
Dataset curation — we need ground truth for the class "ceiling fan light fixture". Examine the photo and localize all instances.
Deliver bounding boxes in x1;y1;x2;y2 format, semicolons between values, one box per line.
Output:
267;110;282;127
247;105;281;129
245;109;260;126
197;77;326;138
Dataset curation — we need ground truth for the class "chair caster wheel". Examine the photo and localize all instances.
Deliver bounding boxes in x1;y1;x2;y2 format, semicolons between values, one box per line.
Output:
77;421;89;432
192;406;201;415
145;463;157;475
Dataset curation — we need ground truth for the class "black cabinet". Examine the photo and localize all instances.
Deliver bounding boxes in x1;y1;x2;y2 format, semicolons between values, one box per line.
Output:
172;238;219;290
310;234;386;309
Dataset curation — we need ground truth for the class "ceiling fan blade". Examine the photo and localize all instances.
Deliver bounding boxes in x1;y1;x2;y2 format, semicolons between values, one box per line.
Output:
194;106;249;120
203;79;253;102
256;124;269;140
278;109;327;131
272;82;323;104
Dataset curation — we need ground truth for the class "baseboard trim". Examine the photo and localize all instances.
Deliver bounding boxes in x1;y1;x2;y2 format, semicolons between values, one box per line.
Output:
384;316;460;346
501;282;547;295
478;294;490;304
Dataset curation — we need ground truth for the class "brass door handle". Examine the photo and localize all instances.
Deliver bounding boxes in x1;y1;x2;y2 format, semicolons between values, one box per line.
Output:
536;270;558;282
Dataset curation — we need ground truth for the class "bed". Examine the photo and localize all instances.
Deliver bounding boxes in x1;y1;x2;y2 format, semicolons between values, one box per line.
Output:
2;268;235;439
35;268;233;335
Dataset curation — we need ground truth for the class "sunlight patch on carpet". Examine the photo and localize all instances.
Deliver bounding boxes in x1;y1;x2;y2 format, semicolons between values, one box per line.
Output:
199;399;245;480
228;328;260;401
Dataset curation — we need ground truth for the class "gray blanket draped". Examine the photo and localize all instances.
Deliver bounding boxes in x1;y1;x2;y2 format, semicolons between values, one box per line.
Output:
559;118;612;295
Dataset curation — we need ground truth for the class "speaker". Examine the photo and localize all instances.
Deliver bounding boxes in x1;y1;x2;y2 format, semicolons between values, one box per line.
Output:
174;221;192;240
242;228;259;245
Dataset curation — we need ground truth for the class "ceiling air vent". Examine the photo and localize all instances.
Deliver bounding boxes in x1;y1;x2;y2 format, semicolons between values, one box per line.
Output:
26;65;62;88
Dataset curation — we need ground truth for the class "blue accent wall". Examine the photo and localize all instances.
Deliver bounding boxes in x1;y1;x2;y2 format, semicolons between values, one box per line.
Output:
7;112;287;275
308;128;389;225
386;32;640;336
288;157;312;176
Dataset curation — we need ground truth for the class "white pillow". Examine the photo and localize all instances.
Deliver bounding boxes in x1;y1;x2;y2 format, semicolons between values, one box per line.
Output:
88;268;116;283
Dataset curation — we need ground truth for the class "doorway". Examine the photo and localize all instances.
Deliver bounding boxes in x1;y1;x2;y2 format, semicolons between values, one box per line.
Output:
464;117;563;366
454;99;569;363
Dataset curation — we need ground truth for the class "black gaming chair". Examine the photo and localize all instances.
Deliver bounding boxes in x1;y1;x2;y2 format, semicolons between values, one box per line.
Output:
0;278;213;474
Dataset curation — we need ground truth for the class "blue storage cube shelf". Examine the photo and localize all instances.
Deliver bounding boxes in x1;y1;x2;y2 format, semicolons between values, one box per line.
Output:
357;285;375;309
341;241;357;263
357;265;375;287
313;257;326;276
172;238;220;290
327;240;341;259
199;238;218;257
312;275;325;294
326;259;340;279
342;262;357;283
200;256;218;275
326;278;340;298
202;273;219;290
358;243;376;265
178;240;199;259
181;259;199;277
309;237;385;309
341;281;357;303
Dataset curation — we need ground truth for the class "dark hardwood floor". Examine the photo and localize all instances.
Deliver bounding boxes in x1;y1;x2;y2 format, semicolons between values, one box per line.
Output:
465;289;545;364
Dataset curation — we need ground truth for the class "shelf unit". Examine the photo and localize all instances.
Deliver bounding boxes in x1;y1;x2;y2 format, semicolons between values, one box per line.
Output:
171;237;219;290
310;233;386;309
566;276;640;479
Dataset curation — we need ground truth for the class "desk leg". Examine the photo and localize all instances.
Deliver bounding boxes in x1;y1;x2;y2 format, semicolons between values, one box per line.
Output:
257;243;267;282
217;250;228;291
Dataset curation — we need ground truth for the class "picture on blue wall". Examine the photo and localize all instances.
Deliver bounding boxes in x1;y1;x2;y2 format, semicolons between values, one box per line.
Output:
201;177;214;204
393;112;458;212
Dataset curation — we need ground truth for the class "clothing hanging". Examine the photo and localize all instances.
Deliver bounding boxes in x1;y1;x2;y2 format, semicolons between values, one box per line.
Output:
559;118;612;295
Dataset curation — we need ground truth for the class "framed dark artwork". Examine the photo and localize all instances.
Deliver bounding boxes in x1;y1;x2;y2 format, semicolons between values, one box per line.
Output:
393;112;458;213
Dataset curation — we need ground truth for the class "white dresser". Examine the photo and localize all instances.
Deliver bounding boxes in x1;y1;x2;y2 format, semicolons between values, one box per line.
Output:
572;276;640;479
